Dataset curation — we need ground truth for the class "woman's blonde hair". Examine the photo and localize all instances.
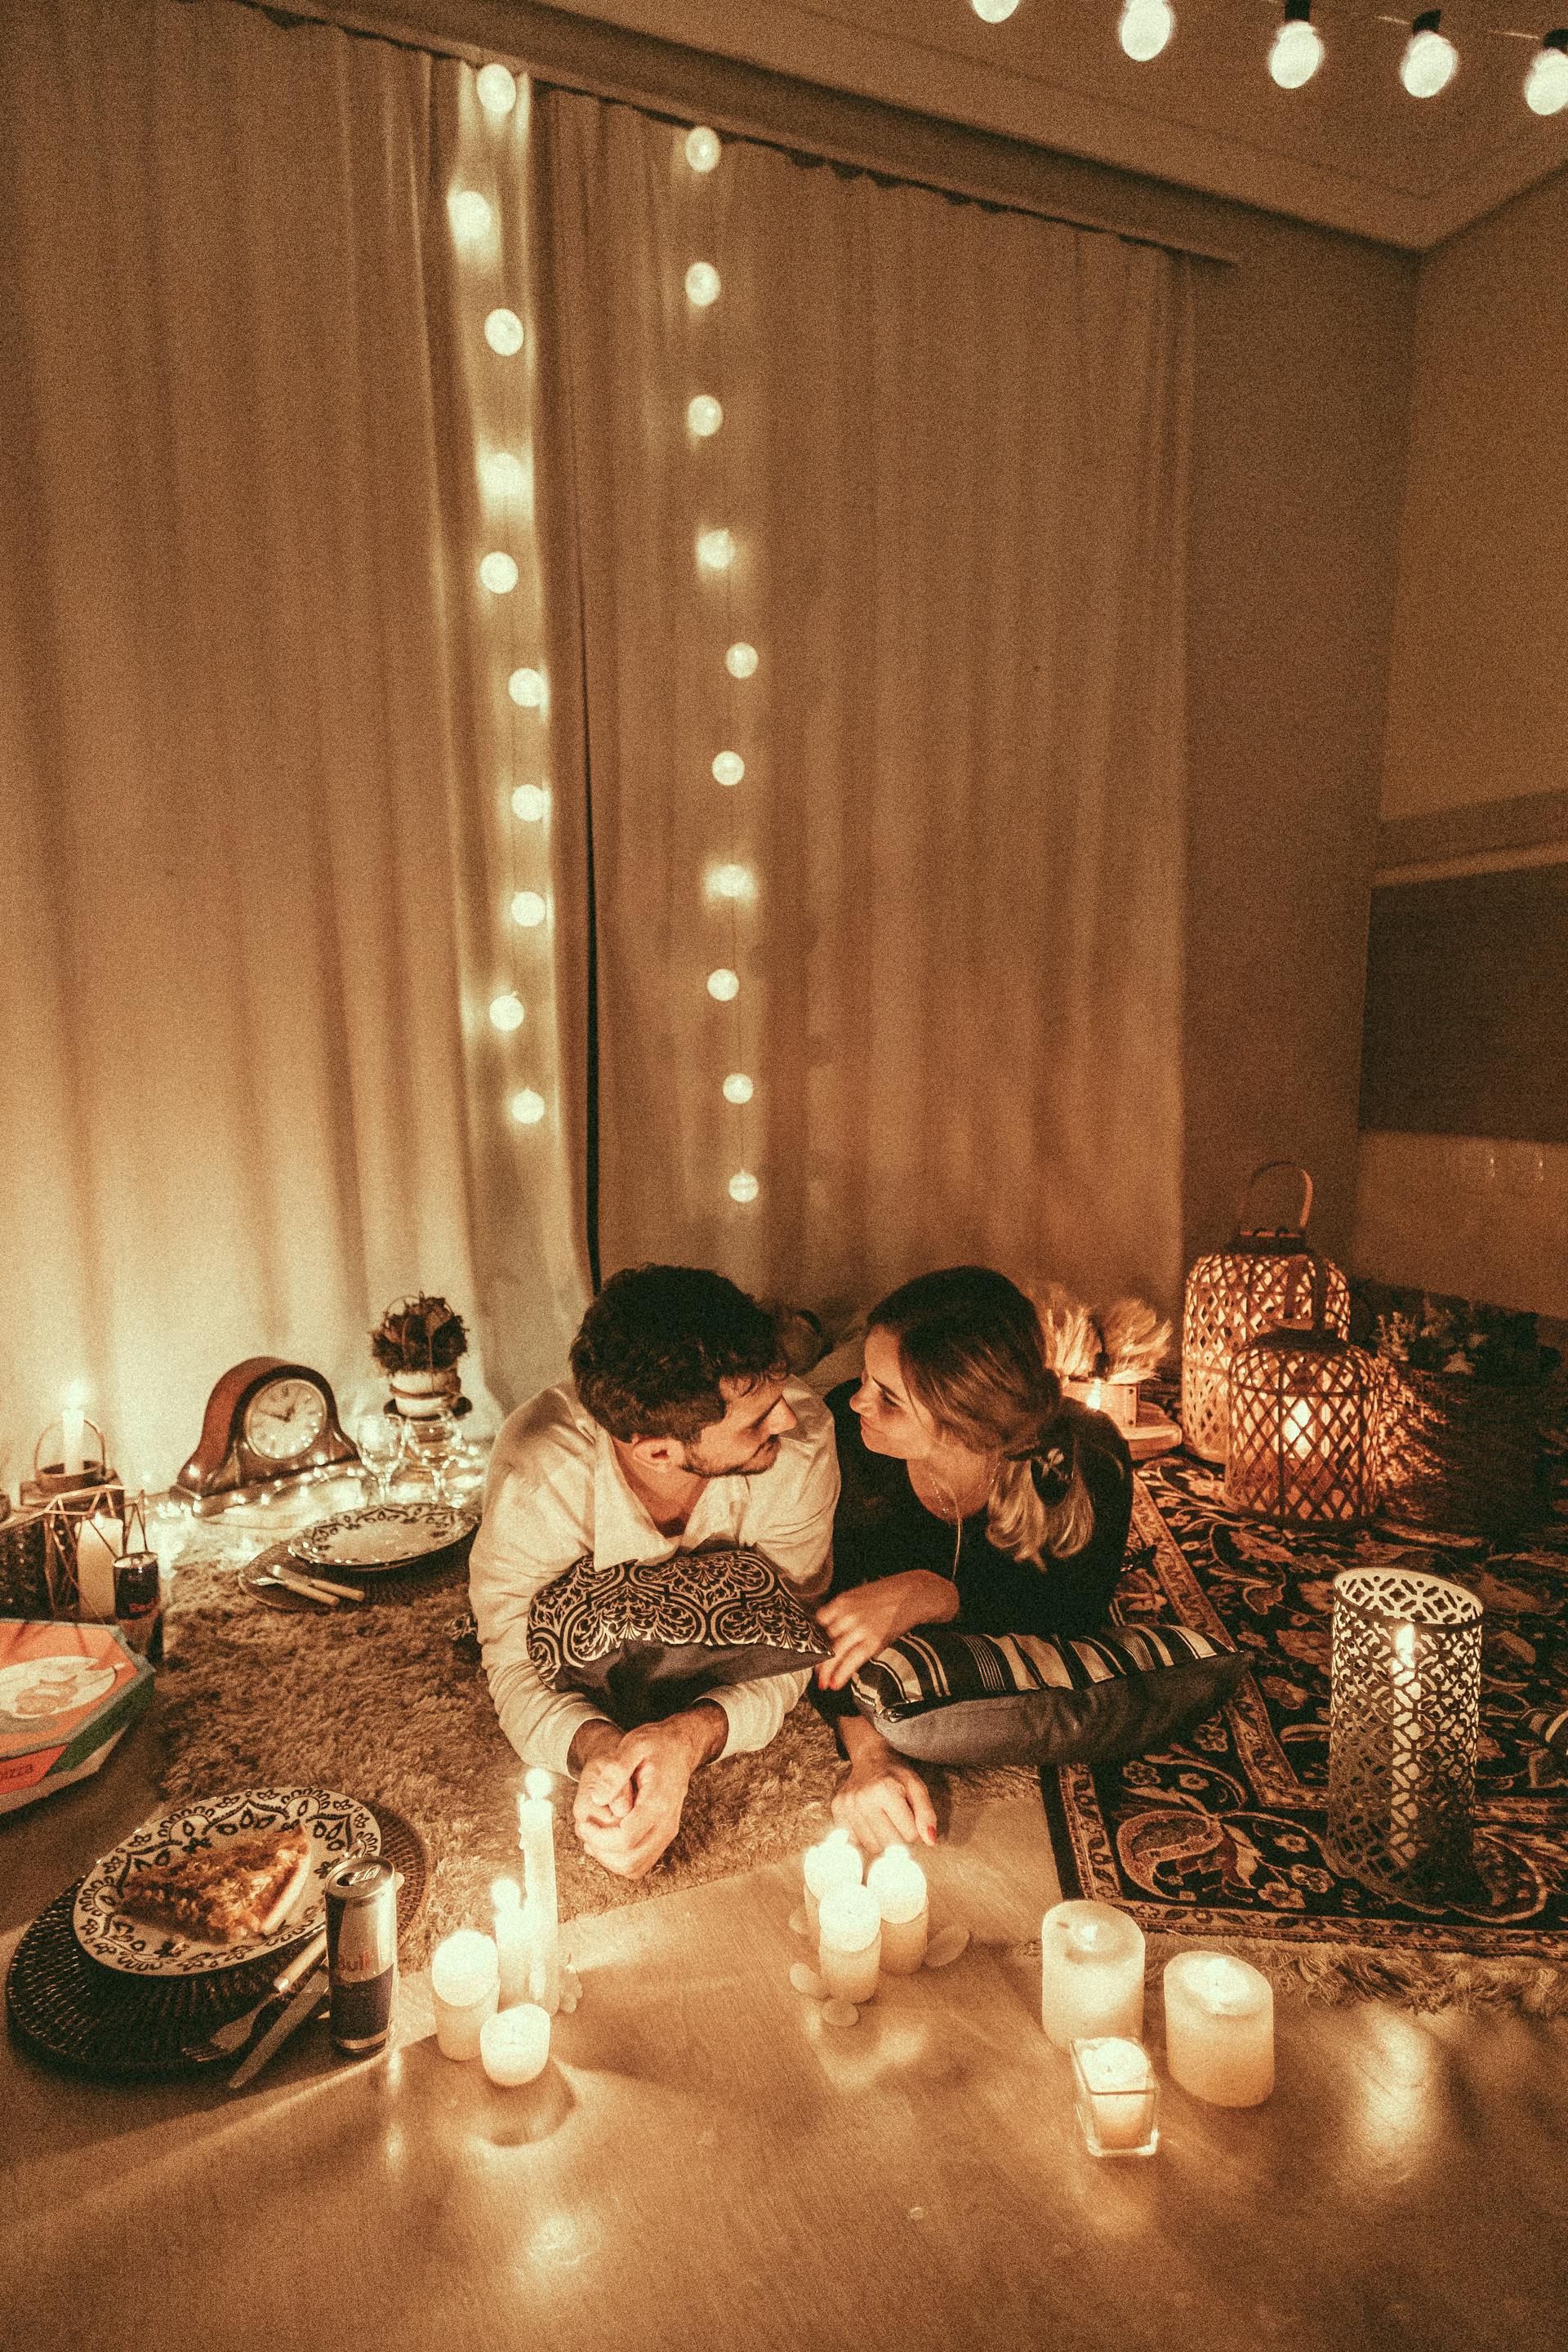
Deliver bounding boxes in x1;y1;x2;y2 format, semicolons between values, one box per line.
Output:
868;1266;1095;1566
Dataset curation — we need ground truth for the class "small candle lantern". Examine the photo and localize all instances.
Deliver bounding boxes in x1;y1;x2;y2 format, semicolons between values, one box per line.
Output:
1039;1900;1145;2048
1162;1953;1274;2106
1182;1162;1349;1464
1326;1562;1483;1897
1071;2037;1160;2158
1223;1257;1383;1527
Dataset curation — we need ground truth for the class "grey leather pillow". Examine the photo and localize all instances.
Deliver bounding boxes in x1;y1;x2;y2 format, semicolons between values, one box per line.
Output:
849;1623;1247;1767
528;1548;830;1726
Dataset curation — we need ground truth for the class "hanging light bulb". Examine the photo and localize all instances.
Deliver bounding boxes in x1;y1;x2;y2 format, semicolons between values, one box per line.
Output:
725;642;759;679
1400;11;1457;97
1119;0;1174;62
711;751;746;787
509;1089;546;1125
1526;29;1568;114
684;126;721;172
475;63;518;115
723;1073;754;1104
1269;1;1323;88
483;308;525;356
479;552;519;594
685;261;721;306
512;784;548;821
707;969;740;1001
448;189;493;240
970;0;1021;20
508;666;546;707
489;992;525;1032
697;528;737;571
728;1171;760;1204
481;449;530;503
708;863;754;899
510;890;547;928
687;394;724;438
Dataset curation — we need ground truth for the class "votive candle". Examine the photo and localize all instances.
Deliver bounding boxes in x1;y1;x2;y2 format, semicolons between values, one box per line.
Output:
1040;1900;1145;2048
492;1878;531;2007
865;1843;929;1975
479;2002;551;2087
430;1929;500;2060
1162;1952;1275;2107
818;1883;881;2004
803;1826;862;1936
1071;2036;1160;2157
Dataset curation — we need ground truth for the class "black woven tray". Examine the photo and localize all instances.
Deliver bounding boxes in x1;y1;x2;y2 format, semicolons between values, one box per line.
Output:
6;1799;427;2080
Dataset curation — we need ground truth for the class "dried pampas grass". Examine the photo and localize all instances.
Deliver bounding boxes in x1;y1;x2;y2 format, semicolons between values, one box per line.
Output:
1097;1297;1172;1383
1025;1281;1172;1383
1029;1282;1100;1381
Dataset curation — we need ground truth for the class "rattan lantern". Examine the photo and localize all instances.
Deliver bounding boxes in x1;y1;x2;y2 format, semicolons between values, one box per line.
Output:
1181;1161;1349;1463
1325;1561;1482;1898
1223;1258;1383;1527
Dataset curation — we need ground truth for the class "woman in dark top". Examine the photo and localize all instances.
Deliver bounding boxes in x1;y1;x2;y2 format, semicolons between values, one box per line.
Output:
816;1266;1134;1853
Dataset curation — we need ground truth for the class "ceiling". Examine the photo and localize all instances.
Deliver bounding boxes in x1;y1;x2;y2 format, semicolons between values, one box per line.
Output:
546;0;1568;246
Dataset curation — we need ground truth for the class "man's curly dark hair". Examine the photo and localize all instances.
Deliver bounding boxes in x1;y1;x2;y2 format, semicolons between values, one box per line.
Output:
569;1265;785;1443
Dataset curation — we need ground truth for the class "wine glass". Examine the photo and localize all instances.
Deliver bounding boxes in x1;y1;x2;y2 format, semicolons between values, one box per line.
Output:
355;1411;404;1503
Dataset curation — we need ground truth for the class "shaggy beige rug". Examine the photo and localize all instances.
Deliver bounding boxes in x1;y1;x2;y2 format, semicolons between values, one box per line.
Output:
155;1554;1039;1965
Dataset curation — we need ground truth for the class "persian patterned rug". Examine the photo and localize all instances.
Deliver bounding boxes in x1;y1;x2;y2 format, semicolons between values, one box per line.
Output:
1044;1450;1568;2009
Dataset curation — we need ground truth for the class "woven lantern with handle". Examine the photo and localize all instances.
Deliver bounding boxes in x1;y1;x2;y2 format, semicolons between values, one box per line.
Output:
1223;1257;1384;1528
1181;1161;1350;1464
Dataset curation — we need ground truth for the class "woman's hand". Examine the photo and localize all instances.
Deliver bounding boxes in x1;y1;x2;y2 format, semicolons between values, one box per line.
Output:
831;1725;938;1852
815;1570;958;1690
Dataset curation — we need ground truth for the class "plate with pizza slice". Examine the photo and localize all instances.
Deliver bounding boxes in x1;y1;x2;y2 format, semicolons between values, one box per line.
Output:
73;1784;380;1976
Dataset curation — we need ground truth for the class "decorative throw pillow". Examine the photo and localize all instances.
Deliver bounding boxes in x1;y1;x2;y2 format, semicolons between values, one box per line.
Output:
1528;1708;1568;1758
849;1624;1247;1768
528;1548;831;1726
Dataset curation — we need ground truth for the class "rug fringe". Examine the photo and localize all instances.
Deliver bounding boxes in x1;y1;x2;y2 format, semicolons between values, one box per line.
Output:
1014;1931;1568;2013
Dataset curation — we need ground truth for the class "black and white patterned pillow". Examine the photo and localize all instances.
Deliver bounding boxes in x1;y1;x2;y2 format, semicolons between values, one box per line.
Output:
850;1623;1247;1767
528;1548;831;1727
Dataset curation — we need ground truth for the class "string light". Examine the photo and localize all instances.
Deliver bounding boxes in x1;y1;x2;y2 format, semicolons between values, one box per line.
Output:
1269;1;1323;88
448;190;493;240
482;450;530;502
489;992;525;1032
723;1073;754;1104
512;784;548;821
685;261;721;305
1526;29;1568;114
711;751;746;787
508;666;547;707
688;395;724;438
479;553;519;593
509;1089;546;1125
510;891;547;927
483;308;525;356
475;63;518;114
970;0;1021;20
1119;0;1174;61
697;528;737;571
708;863;754;899
707;969;740;1002
725;642;759;679
684;126;722;172
728;1171;760;1204
1400;11;1457;97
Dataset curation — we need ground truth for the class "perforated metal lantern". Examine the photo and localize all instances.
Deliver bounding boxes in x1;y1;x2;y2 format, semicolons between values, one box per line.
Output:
1223;1259;1383;1527
1181;1162;1349;1463
1325;1562;1482;1898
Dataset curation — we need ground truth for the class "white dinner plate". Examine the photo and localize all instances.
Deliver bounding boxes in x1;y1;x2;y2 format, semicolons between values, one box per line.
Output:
288;1501;476;1572
73;1785;380;1976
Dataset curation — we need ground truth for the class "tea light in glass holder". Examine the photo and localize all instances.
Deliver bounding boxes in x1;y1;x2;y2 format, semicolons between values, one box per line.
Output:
803;1825;862;1936
817;1883;881;2004
865;1842;929;1974
479;2002;551;2087
1162;1952;1274;2106
430;1929;500;2060
1040;1900;1145;2048
1071;2036;1160;2158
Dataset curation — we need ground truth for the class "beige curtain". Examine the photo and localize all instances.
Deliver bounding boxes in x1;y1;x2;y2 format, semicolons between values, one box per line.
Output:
532;92;1193;1325
0;0;587;1490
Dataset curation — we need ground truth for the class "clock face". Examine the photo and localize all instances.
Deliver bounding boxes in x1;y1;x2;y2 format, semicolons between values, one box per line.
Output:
243;1376;328;1463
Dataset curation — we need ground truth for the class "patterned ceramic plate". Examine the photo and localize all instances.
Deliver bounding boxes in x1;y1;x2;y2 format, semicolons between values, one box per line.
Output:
72;1785;380;1976
288;1502;476;1572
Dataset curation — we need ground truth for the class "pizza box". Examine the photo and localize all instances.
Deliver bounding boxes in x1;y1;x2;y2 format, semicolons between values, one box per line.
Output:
0;1620;154;1814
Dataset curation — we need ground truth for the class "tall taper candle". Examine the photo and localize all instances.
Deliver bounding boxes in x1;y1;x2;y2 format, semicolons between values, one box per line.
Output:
492;1878;531;2007
517;1768;563;2012
61;1386;87;1477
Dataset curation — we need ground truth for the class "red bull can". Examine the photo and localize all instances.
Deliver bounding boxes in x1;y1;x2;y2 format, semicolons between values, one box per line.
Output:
323;1855;399;2053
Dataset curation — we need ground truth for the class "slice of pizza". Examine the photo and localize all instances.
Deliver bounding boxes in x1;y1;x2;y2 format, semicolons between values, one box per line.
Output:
118;1827;315;1944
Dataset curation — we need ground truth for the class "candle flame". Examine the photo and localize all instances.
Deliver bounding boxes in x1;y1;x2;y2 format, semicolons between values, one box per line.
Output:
1392;1623;1417;1668
523;1767;553;1800
491;1876;521;1909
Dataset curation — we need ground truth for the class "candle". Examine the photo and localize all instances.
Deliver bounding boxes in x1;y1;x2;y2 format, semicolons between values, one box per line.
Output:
492;1878;532;2007
479;2002;551;2087
1162;1952;1275;2106
803;1826;863;1936
1388;1621;1421;1868
75;1512;123;1622
817;1883;881;2005
517;1769;563;2012
865;1843;929;1975
1039;1900;1145;2047
430;1929;500;2060
60;1386;88;1477
1071;2036;1160;2157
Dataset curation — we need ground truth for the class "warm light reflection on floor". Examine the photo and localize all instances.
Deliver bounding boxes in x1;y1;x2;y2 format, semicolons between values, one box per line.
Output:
1352;2008;1440;2158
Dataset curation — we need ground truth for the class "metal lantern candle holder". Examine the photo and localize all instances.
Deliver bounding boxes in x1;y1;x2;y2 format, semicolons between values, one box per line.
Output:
1181;1161;1350;1464
1223;1257;1383;1528
1326;1563;1483;1899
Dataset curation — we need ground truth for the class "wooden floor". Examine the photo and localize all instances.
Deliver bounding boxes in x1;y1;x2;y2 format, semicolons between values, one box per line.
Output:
4;1711;1567;2352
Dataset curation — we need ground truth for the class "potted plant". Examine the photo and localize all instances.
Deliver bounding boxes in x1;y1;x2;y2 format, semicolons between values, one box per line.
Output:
372;1294;470;1420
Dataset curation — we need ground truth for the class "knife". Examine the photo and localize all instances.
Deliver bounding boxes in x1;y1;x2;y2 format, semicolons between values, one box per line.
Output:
226;1962;331;2089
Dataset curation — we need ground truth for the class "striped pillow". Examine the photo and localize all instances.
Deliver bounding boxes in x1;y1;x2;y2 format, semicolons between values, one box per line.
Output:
849;1624;1247;1768
1528;1708;1568;1759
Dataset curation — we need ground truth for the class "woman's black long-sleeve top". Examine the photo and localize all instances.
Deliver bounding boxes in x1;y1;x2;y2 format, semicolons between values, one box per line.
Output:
814;1380;1135;1722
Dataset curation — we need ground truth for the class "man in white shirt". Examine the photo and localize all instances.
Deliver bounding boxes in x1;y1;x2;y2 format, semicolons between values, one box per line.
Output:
470;1265;839;1879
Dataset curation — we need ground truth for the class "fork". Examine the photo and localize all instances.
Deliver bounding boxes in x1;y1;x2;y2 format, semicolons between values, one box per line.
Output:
181;1926;328;2061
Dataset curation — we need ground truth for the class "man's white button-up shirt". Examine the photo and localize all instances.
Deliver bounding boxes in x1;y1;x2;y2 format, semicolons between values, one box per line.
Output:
469;1380;840;1777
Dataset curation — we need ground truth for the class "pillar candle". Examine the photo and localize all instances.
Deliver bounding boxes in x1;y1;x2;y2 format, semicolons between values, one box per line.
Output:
1162;1953;1275;2107
479;2002;551;2087
492;1878;531;2007
817;1883;881;2004
517;1770;562;2012
1071;2036;1159;2156
75;1512;123;1622
803;1826;862;1936
1040;1899;1145;2048
60;1389;87;1477
430;1930;499;2060
865;1843;929;1975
